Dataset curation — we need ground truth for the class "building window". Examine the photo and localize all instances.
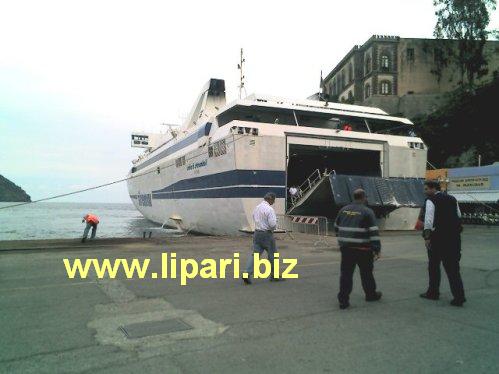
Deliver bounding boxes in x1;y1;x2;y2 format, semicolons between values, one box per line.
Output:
380;81;392;95
341;71;346;88
348;91;353;100
365;55;371;74
381;55;390;70
364;83;371;99
407;48;414;62
348;63;353;83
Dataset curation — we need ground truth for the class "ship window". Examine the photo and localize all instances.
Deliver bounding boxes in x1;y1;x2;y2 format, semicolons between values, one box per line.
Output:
217;104;409;134
208;139;227;158
175;156;186;167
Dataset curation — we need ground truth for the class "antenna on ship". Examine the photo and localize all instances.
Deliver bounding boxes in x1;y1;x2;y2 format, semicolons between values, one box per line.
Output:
160;123;179;139
237;48;246;99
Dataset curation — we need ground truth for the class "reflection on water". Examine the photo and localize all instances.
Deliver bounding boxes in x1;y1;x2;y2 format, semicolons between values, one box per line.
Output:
0;202;161;240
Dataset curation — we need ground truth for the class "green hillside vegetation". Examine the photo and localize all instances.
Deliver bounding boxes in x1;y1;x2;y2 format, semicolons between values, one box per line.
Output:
0;175;31;202
414;77;499;168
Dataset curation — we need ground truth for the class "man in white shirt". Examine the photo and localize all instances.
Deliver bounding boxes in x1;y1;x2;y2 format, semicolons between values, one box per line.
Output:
243;192;278;284
288;186;298;204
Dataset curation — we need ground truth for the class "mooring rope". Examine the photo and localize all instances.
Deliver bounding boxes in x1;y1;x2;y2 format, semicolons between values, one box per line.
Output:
0;134;246;210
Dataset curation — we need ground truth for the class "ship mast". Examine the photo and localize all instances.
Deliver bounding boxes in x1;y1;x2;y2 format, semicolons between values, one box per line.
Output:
237;48;246;99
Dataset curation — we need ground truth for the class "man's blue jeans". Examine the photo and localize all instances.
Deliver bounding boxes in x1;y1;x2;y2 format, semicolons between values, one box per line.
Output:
83;223;97;239
245;230;276;277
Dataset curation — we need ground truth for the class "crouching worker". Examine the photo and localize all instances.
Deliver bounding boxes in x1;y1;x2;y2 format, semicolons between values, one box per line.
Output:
82;213;99;242
335;189;382;309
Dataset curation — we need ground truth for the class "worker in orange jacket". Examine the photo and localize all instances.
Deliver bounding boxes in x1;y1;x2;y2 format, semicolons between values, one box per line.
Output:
82;213;99;242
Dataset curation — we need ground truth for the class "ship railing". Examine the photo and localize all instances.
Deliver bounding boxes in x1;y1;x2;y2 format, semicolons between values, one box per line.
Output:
289;169;330;208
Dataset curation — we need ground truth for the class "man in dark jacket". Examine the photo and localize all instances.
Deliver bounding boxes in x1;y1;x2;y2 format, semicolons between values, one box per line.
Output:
421;180;466;306
334;189;382;309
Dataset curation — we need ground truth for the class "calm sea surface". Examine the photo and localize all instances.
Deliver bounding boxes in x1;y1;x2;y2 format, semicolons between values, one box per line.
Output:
0;202;160;241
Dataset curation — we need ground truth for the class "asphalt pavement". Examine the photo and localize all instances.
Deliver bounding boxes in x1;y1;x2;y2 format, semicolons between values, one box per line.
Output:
1;227;498;373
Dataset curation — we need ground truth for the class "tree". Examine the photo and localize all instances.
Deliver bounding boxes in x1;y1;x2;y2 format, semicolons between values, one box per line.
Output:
414;77;499;167
433;0;497;87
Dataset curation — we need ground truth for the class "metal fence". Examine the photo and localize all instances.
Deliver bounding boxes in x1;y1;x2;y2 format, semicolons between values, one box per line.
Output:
277;214;329;236
462;212;499;226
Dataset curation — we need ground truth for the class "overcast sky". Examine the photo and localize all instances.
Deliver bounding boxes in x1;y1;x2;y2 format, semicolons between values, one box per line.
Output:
1;0;497;203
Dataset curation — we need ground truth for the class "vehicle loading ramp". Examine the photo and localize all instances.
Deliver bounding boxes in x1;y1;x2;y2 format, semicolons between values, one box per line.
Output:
287;174;425;218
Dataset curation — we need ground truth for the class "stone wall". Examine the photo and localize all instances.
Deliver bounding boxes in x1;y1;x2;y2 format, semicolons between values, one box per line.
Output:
363;93;447;118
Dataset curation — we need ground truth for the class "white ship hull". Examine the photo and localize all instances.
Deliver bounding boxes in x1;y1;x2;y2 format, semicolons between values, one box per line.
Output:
128;80;427;235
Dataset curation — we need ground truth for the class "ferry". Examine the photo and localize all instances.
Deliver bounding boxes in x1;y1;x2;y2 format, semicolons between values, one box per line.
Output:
127;78;427;235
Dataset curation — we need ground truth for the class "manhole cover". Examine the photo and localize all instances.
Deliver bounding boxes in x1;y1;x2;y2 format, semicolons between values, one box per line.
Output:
120;319;193;339
486;269;499;288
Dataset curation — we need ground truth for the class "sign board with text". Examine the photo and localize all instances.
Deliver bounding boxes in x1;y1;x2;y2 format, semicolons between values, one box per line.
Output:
448;176;491;191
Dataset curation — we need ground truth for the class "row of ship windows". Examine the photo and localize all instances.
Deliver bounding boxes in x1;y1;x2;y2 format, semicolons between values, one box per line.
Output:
208;139;227;158
132;138;229;173
173;139;227;168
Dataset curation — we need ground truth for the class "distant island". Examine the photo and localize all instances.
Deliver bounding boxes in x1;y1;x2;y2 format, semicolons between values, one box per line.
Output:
0;175;31;202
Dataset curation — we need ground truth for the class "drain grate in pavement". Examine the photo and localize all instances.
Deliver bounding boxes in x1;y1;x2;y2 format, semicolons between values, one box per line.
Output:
119;319;193;339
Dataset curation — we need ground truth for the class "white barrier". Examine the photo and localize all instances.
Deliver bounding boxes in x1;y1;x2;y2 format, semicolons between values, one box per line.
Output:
277;215;329;237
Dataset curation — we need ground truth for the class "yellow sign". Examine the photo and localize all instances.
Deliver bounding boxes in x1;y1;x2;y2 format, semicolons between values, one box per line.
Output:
448;176;490;191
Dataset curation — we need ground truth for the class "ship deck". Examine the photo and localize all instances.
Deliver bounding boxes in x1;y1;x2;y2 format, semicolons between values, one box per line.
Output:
1;227;499;373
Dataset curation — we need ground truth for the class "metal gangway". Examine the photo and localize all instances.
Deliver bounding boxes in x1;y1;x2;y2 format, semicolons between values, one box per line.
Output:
288;169;331;210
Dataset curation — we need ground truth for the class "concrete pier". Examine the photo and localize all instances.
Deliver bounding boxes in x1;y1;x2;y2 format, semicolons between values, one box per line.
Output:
1;228;499;373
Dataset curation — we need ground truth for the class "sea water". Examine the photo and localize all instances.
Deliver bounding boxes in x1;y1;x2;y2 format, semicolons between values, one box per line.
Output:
0;202;159;240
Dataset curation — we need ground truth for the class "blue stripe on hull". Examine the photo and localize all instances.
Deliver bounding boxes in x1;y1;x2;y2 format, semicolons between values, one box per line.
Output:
129;169;286;200
135;122;212;171
152;169;286;194
153;186;285;199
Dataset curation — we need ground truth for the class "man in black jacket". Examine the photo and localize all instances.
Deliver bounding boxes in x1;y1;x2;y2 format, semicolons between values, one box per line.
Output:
421;180;466;306
334;189;382;310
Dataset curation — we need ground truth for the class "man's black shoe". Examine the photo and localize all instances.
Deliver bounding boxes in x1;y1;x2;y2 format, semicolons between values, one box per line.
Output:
339;302;350;310
243;277;252;285
365;291;382;302
420;292;439;300
450;298;466;307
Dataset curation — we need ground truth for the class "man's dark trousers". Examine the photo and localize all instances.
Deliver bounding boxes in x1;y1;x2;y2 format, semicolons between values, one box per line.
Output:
427;238;465;300
338;247;376;304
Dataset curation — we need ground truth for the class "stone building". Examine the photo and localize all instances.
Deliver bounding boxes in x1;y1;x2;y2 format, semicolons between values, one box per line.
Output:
322;35;499;118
